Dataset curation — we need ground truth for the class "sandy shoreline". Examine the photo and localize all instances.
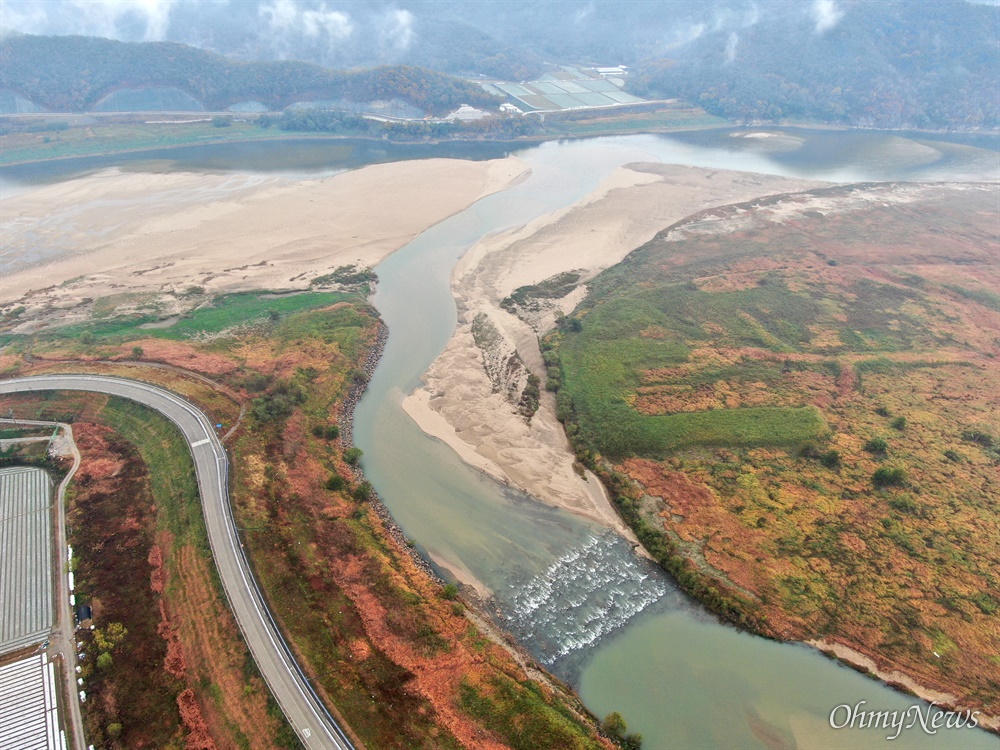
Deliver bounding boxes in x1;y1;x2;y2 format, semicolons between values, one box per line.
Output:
403;163;828;537
809;639;1000;732
0;156;529;307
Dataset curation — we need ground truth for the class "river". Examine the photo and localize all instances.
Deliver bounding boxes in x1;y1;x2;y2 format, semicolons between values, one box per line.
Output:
351;131;999;750
7;128;998;748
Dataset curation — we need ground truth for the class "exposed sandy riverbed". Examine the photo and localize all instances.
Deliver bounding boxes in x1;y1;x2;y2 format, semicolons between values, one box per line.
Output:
403;163;827;535
0;157;528;306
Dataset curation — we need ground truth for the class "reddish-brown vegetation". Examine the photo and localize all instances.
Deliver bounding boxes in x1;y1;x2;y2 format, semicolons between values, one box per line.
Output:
566;183;1000;719
4;297;608;749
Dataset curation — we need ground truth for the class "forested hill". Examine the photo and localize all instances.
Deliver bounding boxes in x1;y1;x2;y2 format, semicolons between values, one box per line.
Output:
626;1;999;130
0;34;499;115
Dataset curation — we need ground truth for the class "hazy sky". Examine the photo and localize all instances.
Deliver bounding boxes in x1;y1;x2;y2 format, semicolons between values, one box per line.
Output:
1;0;994;71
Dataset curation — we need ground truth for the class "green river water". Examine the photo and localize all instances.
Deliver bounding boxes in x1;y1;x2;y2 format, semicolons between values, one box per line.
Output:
6;128;997;749
351;132;999;750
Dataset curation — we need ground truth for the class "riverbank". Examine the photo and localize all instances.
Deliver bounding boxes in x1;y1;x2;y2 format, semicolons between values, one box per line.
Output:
402;163;826;534
811;640;1000;733
0;155;529;306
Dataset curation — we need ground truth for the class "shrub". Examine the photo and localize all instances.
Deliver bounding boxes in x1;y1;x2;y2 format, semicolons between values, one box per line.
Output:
352;481;373;500
943;449;963;463
864;437;888;454
325;474;345;491
441;583;459;600
888;495;920;515
312;424;340;440
875;405;891;417
243;373;271;392
821;450;841;469
602;713;626;738
250;381;305;422
890;416;907;430
961;429;994;447
873;466;906;487
798;441;821;459
343;447;363;465
602;712;643;749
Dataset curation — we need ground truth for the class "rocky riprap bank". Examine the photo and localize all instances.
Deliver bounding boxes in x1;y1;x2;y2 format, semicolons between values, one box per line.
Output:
338;322;443;584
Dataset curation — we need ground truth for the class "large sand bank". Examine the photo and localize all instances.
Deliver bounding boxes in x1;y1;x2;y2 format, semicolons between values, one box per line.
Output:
0;157;528;306
403;164;828;534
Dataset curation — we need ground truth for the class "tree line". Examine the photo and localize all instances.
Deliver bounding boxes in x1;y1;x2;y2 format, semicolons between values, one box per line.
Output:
0;34;500;115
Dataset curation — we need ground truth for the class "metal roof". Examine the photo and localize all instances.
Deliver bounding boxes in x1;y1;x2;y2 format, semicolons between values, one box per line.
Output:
0;467;54;655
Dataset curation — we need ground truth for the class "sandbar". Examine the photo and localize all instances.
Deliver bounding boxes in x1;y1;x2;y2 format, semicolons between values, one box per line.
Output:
0;156;529;306
403;164;828;535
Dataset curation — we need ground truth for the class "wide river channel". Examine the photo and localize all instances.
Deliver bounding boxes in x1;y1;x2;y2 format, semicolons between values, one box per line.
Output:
351;131;998;750
8;128;998;749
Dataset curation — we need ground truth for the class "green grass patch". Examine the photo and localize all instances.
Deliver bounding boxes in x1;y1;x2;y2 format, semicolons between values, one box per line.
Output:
97;398;204;543
943;283;1000;311
556;279;828;457
0;121;296;166
458;676;603;750
16;291;351;346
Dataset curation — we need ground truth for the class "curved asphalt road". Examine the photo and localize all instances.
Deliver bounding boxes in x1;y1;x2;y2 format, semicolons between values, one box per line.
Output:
0;375;354;750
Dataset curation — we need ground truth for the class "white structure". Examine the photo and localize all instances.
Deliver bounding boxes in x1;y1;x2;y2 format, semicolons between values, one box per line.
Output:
445;104;488;121
0;468;53;655
0;653;68;750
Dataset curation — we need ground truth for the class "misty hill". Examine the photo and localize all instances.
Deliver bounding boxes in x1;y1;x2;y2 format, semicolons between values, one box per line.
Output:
626;1;1000;129
0;34;499;115
2;1;997;129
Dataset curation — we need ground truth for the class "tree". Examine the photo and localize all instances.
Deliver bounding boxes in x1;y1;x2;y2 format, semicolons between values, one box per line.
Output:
94;622;127;652
96;652;113;670
130;345;144;359
343;447;363;465
602;712;627;739
602;711;642;747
